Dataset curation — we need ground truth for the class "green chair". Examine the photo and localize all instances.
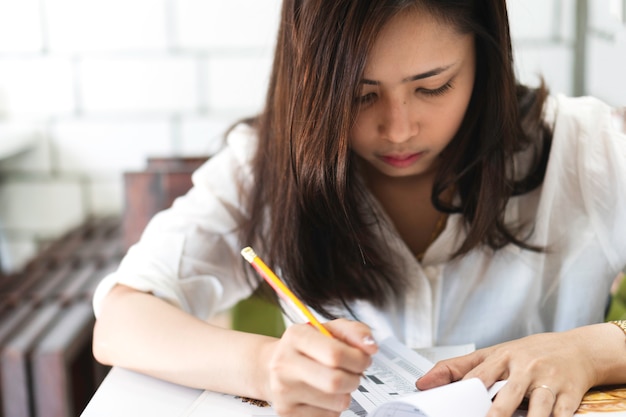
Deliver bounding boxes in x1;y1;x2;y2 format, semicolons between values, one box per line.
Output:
606;273;626;321
231;283;285;337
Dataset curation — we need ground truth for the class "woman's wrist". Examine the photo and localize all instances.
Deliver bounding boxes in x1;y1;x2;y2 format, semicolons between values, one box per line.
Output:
565;323;626;388
608;320;626;336
255;337;279;402
593;322;626;385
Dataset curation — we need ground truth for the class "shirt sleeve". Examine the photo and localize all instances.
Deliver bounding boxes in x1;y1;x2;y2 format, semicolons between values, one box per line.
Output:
550;95;626;271
92;123;259;320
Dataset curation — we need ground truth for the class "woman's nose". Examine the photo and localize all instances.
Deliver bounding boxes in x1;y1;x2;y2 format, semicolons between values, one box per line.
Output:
378;99;418;143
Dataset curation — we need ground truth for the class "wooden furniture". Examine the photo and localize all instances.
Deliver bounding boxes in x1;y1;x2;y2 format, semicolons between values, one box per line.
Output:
0;217;124;417
122;156;207;251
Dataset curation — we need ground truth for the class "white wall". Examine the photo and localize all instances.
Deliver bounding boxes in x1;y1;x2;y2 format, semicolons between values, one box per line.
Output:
508;0;577;95
586;0;626;105
0;0;624;272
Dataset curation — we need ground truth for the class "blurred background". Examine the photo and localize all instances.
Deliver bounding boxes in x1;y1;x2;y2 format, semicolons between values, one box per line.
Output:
0;0;625;273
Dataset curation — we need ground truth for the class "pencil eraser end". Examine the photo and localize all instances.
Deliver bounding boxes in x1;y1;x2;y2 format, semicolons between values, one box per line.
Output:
241;246;256;262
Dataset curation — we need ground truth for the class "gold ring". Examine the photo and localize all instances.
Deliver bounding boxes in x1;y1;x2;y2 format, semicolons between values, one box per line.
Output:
529;384;556;402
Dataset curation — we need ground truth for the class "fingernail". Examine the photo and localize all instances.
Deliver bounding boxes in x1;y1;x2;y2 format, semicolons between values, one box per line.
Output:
362;335;377;346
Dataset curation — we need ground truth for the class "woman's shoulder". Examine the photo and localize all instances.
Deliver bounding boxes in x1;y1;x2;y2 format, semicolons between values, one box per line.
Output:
544;94;617;136
223;121;260;160
542;94;626;169
225;121;259;141
191;121;259;183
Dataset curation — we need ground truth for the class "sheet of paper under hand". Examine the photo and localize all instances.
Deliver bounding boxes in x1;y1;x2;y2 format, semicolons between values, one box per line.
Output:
344;337;503;417
367;377;493;417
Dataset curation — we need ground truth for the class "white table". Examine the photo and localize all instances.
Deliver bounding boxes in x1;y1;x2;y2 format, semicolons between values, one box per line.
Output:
80;367;279;417
80;367;203;417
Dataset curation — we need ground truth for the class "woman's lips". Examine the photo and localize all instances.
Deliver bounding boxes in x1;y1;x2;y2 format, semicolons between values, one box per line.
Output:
379;152;423;168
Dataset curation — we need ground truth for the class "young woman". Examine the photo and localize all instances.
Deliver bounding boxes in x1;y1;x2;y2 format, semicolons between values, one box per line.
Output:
92;1;626;416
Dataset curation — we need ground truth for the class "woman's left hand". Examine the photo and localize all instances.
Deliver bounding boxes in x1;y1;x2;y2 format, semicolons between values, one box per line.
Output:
416;324;626;417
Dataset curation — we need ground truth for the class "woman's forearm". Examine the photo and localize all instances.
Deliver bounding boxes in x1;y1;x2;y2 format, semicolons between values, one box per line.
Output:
92;284;277;401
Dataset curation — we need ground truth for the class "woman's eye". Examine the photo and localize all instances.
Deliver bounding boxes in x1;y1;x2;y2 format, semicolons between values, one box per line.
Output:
419;82;453;97
356;93;377;105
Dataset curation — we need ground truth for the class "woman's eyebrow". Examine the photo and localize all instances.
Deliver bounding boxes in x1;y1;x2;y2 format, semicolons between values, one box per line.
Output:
361;63;456;85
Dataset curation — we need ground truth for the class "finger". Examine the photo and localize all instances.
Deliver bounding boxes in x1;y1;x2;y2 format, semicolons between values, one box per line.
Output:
270;366;354;415
306;322;375;373
485;379;529;417
463;360;510;389
298;353;363;394
416;361;458;389
286;324;372;375
552;392;583;417
417;350;489;389
275;382;353;415
324;318;379;354
297;389;353;414
462;345;522;389
269;353;356;414
526;385;556;417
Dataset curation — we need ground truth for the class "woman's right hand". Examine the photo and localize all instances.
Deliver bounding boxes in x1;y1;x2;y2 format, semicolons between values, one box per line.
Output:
262;318;377;417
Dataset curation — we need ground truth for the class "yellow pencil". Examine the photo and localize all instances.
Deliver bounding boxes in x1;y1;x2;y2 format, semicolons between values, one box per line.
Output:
241;246;333;338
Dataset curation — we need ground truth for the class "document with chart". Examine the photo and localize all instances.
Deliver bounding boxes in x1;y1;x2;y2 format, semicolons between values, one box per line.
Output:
343;337;500;417
184;336;486;417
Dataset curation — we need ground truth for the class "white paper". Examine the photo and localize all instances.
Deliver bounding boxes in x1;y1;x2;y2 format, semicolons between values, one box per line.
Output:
368;378;492;417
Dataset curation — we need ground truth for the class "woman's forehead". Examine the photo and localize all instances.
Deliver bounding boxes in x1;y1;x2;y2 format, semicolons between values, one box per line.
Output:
363;9;474;81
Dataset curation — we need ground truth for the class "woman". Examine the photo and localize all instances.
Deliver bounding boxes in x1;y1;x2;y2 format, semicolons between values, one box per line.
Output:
92;1;626;416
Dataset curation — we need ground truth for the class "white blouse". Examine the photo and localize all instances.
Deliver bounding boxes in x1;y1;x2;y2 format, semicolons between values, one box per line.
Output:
93;94;626;349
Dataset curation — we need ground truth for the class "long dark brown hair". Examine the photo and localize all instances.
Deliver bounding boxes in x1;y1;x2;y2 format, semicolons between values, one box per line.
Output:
239;0;552;318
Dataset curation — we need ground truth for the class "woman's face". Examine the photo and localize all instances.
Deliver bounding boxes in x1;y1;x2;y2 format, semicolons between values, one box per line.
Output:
350;8;476;180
